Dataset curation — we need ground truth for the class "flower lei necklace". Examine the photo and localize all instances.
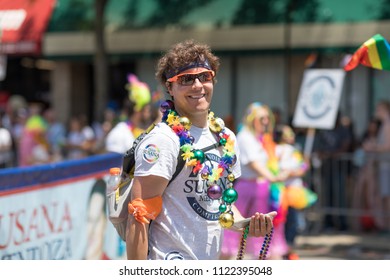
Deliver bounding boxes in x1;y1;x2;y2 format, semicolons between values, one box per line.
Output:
160;100;238;228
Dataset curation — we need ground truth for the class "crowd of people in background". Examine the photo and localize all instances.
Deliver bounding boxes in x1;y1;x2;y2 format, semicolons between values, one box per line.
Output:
0;97;125;168
221;102;315;260
1;85;390;258
0;74;162;169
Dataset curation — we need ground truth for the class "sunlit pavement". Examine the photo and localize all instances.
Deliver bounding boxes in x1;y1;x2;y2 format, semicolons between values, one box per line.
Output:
294;231;390;260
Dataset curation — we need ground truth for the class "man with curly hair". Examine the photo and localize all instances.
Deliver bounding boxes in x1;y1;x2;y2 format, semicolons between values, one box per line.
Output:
125;40;276;260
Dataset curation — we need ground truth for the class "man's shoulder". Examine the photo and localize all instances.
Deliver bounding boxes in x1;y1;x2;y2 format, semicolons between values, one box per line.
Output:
223;126;236;135
141;122;180;145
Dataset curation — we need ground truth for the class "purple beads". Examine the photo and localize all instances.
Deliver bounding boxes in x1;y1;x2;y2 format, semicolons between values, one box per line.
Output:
160;100;174;113
207;185;223;200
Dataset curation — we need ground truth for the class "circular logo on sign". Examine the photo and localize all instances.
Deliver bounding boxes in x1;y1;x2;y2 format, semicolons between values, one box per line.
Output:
143;144;160;163
301;75;335;119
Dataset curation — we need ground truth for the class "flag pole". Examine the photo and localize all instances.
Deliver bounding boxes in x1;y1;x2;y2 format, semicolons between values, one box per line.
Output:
304;127;316;159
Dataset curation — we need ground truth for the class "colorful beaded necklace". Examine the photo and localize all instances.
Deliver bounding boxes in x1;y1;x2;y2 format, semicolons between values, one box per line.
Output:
236;225;274;260
160;100;238;228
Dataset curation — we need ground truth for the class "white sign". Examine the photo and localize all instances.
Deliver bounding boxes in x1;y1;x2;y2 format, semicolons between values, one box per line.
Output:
293;69;345;129
0;177;126;260
0;153;125;260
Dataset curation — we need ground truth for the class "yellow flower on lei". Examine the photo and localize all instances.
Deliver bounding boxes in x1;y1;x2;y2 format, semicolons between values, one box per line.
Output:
225;150;235;159
208;167;221;182
216;167;224;177
166;113;178;126
180;143;194;162
182;150;194;161
187;159;198;166
225;137;235;152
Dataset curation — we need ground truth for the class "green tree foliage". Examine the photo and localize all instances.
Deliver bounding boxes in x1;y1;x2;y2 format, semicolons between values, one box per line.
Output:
48;0;94;31
379;0;390;19
232;0;285;24
232;0;324;25
145;0;211;27
289;0;322;23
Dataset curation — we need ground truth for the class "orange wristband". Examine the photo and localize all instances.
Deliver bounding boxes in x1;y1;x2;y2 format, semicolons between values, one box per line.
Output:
128;196;163;224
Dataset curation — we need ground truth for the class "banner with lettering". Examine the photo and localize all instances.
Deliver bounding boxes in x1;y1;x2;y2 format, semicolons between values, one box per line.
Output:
0;152;124;260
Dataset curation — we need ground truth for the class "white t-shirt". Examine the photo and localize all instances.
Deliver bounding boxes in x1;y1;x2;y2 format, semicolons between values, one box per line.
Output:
134;122;241;260
82;125;95;141
237;127;268;179
105;122;135;154
278;143;305;187
0;127;12;164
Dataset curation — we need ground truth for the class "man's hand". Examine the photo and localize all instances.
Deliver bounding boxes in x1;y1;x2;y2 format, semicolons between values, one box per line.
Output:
248;211;277;237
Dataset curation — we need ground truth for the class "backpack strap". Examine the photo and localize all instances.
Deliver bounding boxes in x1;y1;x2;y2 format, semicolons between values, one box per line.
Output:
121;123;156;178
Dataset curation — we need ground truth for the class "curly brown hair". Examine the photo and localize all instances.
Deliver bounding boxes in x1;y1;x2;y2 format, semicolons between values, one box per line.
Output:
155;39;220;87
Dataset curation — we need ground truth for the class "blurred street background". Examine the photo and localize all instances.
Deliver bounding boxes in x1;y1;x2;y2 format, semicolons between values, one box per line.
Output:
296;231;390;260
1;0;390;260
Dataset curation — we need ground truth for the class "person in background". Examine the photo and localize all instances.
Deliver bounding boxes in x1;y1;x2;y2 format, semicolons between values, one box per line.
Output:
18;103;52;166
363;100;390;233
80;114;96;154
271;106;283;139
0;110;13;168
92;107;117;154
105;74;152;154
222;102;288;260
43;106;66;162
65;115;95;160
276;124;316;259
126;40;275;260
351;118;381;231
313;112;353;231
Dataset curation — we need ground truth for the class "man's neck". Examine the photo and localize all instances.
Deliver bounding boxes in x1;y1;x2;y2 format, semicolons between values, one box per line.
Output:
175;109;208;128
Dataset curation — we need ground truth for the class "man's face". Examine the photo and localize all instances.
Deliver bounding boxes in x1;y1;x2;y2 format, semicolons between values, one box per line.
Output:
167;67;214;118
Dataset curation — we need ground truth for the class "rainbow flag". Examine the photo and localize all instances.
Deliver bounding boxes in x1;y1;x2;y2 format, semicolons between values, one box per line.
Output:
344;34;390;71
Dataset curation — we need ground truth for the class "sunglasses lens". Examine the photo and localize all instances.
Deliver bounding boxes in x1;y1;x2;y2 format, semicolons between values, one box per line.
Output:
179;75;196;86
177;71;213;86
198;72;213;82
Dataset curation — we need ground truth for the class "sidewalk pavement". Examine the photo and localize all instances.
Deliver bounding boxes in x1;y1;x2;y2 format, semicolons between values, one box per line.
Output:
294;231;390;260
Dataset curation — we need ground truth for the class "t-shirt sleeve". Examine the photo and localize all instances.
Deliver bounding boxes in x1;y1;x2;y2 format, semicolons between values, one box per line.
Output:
134;130;179;180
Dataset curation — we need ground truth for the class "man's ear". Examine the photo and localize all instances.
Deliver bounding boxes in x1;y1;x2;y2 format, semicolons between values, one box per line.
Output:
165;82;173;96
